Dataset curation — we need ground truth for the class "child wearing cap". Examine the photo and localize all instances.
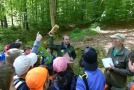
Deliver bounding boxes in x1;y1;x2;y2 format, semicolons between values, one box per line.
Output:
76;47;105;90
26;67;49;90
50;56;75;90
13;53;37;90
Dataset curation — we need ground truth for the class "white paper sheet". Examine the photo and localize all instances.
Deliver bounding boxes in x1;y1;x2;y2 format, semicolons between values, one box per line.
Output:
102;58;114;68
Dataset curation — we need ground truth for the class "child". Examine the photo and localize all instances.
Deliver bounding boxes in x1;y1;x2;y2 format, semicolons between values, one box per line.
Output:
128;51;134;90
22;46;31;55
50;56;75;90
13;53;37;90
77;47;105;90
26;67;49;90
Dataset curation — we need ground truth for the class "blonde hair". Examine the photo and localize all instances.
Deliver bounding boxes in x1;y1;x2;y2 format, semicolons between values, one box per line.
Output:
6;48;21;65
0;62;14;90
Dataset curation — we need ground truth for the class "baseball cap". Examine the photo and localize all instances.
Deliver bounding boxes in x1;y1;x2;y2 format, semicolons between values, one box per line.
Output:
26;67;48;90
13;53;37;76
4;45;9;52
53;57;67;73
82;47;98;71
110;33;125;42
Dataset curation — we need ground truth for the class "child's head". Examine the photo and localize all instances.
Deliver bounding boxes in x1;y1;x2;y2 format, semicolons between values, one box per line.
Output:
46;46;53;53
13;53;37;77
0;62;14;90
128;51;134;72
53;57;67;73
23;46;31;55
3;45;9;52
80;47;98;71
26;67;48;90
5;48;21;65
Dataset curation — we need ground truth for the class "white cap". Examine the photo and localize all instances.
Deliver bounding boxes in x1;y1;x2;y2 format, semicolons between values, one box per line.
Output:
13;53;37;76
110;33;125;42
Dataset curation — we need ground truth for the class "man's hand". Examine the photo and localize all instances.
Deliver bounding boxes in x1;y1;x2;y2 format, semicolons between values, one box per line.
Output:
106;63;115;71
70;57;74;61
48;32;53;36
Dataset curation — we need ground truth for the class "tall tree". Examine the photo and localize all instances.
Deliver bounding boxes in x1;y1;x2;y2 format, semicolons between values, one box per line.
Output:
10;0;14;26
49;0;56;27
23;0;29;30
3;15;8;28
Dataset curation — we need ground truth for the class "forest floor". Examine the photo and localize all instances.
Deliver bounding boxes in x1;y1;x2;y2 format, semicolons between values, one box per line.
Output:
72;28;134;52
53;26;134;54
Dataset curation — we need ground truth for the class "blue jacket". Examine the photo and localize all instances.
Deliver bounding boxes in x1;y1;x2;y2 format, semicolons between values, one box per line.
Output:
31;40;40;54
76;69;105;90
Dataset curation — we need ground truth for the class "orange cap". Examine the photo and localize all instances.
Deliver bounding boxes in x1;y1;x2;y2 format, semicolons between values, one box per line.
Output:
26;67;48;90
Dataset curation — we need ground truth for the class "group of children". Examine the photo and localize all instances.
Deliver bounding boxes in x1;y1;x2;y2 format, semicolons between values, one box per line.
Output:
0;32;134;90
0;33;77;90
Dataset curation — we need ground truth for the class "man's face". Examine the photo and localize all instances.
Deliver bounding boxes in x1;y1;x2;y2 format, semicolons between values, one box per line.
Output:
128;60;134;72
63;36;70;45
111;38;121;47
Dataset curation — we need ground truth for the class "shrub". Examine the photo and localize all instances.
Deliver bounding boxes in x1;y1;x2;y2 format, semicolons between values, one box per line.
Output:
69;28;98;41
0;28;26;44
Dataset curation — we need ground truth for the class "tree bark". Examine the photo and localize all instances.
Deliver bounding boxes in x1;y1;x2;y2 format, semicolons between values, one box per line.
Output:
35;0;38;23
23;0;29;30
3;15;8;28
1;19;4;28
10;0;14;26
49;0;56;27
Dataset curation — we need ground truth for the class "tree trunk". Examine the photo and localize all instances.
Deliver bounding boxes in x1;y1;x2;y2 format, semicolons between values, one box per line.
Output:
41;1;45;23
49;0;56;27
10;0;14;26
46;0;50;22
81;0;85;21
23;0;29;30
11;15;14;26
1;19;4;28
3;15;8;28
35;1;38;23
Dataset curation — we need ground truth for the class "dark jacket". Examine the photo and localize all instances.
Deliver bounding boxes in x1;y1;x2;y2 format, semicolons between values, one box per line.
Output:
50;67;74;90
14;78;29;90
49;36;76;59
104;46;134;88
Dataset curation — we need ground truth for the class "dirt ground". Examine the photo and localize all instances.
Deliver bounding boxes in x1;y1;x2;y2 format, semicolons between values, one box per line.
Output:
72;28;134;53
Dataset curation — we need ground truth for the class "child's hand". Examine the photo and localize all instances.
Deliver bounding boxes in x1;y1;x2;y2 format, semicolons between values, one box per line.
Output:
36;32;42;41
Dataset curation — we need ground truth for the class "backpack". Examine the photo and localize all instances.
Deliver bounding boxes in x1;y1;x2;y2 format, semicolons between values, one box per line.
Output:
50;69;77;90
128;80;134;90
70;74;78;90
79;72;89;90
50;72;89;90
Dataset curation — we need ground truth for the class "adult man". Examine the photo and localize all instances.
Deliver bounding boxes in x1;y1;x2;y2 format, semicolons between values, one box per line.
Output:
49;35;76;61
104;33;134;90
